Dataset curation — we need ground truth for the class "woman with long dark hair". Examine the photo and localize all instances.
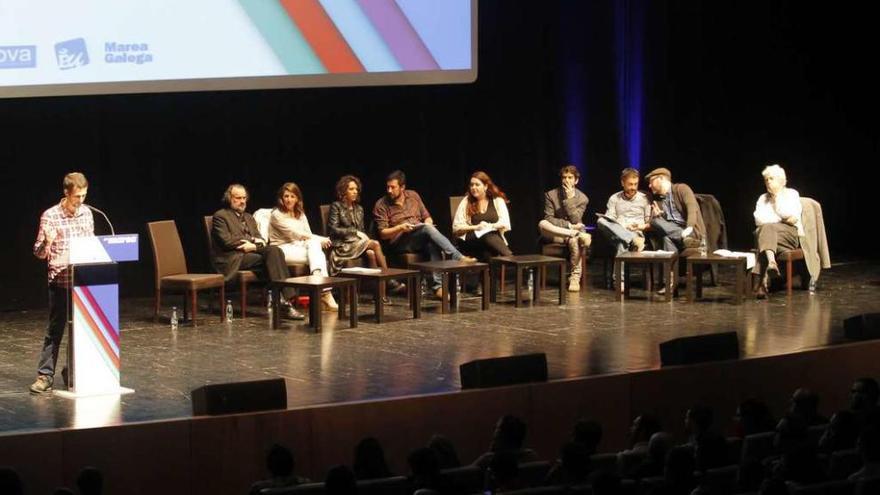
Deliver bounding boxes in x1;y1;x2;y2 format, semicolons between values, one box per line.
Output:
452;171;513;261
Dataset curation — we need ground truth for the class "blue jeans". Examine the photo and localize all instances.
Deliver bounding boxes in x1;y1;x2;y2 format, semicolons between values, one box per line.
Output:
650;217;685;252
392;224;465;289
597;218;637;256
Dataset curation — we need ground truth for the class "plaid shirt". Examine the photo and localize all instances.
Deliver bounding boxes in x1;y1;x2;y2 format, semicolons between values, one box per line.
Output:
33;201;94;287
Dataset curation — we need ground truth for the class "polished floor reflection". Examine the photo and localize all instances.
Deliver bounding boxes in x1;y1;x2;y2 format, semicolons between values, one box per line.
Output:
1;259;877;434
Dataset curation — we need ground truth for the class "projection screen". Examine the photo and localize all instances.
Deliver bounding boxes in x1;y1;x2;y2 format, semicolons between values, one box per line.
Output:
0;0;477;99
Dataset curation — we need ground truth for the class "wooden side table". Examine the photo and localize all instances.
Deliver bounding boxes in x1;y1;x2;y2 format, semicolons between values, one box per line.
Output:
410;260;490;314
269;276;357;332
338;268;422;323
490;255;566;307
685;254;749;304
613;252;679;302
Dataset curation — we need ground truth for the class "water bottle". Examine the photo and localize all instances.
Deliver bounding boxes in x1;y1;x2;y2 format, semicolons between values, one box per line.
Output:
699;236;707;257
454;277;460;311
170;306;178;330
225;299;234;322
266;291;274;323
527;269;534;301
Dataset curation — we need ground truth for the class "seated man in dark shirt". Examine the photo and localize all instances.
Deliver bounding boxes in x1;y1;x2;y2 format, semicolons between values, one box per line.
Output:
211;183;303;319
373;170;475;299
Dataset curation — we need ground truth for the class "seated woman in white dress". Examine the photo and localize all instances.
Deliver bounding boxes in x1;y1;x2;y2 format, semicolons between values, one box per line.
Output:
268;182;337;310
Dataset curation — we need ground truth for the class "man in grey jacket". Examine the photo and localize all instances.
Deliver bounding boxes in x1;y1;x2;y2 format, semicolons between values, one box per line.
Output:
538;165;591;292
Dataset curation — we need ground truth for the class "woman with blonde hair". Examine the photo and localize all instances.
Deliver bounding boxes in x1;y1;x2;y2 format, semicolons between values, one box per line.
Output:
268;182;337;310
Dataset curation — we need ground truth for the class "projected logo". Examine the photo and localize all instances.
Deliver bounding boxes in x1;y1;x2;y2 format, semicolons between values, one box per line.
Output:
238;0;470;75
55;38;90;70
0;45;37;69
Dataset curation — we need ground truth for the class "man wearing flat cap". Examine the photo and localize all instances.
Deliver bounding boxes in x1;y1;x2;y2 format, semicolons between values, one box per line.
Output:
644;167;705;252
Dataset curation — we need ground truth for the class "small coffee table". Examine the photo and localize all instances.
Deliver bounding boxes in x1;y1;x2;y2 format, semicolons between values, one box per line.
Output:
409;260;490;314
613;251;679;302
490;255;566;307
685;253;749;304
269;276;357;332
338;268;422;323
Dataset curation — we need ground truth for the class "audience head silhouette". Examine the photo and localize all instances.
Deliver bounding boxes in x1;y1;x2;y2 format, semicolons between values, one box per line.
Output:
353;436;392;480
324;464;357;495
76;466;103;495
490;415;528;452
0;467;23;495
266;443;295;477
427;435;460;469
572;418;603;455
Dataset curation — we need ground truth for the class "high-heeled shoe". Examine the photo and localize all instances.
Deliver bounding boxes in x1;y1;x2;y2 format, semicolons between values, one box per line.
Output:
321;292;339;311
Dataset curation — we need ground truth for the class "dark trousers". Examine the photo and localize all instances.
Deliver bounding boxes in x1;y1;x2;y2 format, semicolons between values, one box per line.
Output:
457;231;512;261
37;284;69;377
754;223;800;274
240;245;295;300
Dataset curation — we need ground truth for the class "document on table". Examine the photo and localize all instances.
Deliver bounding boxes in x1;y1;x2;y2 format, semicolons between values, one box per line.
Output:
340;267;382;274
713;249;756;270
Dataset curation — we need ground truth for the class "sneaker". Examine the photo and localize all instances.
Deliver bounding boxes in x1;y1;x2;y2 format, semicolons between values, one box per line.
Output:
577;232;592;248
682;235;701;249
29;375;53;394
630;236;645;252
568;278;581;292
459;256;477;263
656;285;678;296
387;280;407;295
285;305;306;320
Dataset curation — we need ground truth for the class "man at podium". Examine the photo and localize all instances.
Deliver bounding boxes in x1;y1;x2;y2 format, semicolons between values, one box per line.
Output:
30;172;94;394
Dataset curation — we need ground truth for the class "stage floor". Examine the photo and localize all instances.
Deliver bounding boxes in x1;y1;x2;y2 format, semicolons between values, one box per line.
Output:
1;259;878;435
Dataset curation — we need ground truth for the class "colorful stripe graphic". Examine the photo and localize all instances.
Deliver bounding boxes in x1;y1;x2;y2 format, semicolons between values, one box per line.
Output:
239;0;458;75
356;0;439;70
238;0;326;74
280;0;364;73
73;286;121;378
395;0;471;70
318;0;401;72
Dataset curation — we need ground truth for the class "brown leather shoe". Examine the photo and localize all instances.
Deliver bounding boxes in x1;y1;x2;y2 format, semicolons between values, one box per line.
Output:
766;260;781;278
754;283;768;299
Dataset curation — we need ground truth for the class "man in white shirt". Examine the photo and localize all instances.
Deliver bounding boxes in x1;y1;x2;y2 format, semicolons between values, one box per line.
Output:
753;164;802;298
597;168;651;256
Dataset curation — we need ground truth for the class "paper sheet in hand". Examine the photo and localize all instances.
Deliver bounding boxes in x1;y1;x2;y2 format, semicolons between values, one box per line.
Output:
473;226;494;238
595;213;618;224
